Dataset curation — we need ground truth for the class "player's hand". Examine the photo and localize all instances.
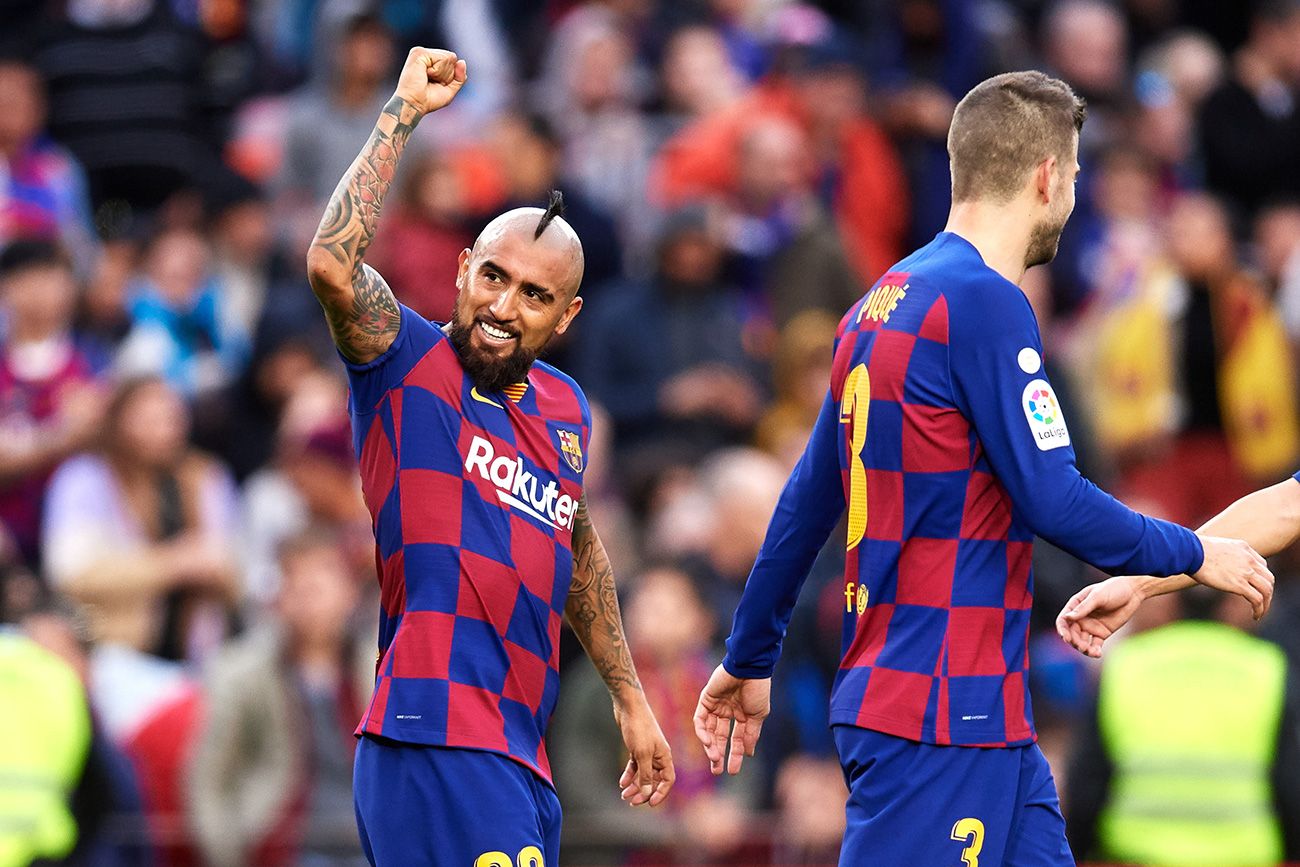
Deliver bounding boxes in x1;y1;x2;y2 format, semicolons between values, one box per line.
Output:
1056;576;1145;658
614;698;674;807
1191;534;1274;620
393;47;466;116
693;665;770;776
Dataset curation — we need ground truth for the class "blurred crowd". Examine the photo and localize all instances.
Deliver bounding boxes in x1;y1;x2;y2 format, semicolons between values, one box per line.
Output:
2;0;1300;864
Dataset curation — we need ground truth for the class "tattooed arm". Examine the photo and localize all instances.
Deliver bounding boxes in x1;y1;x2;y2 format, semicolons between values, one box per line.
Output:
566;495;675;807
305;48;466;363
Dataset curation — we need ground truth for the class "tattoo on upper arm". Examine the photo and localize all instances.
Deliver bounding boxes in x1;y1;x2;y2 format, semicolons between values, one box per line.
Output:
310;97;419;362
320;264;401;363
567;496;642;695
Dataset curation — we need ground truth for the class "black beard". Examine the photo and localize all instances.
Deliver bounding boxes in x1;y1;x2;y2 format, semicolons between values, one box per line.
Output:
447;317;539;392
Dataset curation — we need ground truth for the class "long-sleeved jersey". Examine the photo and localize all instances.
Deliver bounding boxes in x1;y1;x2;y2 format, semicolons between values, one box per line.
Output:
723;232;1204;747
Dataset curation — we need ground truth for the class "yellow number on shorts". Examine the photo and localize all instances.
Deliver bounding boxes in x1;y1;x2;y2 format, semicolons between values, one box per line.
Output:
474;849;544;867
840;363;871;551
950;817;985;867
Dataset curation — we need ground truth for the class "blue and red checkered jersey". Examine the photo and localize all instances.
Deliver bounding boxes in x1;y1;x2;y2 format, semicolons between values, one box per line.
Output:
344;304;591;783
723;232;1204;747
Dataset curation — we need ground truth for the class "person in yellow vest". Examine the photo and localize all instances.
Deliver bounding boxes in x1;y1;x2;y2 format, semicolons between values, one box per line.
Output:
0;627;92;867
1064;586;1300;866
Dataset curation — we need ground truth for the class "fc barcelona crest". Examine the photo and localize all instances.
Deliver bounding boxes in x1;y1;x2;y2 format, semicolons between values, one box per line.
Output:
556;429;584;473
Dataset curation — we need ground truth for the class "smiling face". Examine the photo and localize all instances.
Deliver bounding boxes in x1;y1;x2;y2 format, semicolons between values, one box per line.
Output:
447;209;584;391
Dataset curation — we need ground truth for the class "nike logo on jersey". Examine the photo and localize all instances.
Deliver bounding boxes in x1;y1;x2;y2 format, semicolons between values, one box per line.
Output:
470;387;504;409
464;435;578;530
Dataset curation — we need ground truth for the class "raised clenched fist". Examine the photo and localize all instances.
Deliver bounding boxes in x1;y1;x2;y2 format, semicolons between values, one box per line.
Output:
392;47;467;116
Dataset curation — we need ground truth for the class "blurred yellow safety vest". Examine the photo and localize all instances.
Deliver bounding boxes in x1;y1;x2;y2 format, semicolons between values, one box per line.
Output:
1097;620;1287;866
0;631;91;867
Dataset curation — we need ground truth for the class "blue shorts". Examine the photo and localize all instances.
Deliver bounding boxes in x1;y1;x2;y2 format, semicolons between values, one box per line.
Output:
833;725;1074;867
353;735;561;867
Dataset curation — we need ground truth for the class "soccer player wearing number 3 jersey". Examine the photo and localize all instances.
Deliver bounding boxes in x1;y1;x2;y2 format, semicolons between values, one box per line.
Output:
306;48;674;866
694;71;1275;866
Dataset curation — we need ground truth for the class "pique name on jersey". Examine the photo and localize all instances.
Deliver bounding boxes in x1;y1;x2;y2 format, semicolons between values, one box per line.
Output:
857;281;910;325
464;435;578;530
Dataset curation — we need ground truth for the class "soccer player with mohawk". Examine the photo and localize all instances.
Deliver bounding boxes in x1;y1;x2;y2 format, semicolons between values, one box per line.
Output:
306;48;673;865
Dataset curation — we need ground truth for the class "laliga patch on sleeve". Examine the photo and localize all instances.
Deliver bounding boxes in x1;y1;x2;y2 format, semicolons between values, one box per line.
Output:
1021;379;1071;450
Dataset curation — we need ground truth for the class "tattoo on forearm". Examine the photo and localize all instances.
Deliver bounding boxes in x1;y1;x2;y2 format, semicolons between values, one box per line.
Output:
567;496;642;696
309;96;420;361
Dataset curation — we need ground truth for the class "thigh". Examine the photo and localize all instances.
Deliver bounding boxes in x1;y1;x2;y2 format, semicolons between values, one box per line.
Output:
1004;744;1075;867
353;736;558;867
834;726;1020;867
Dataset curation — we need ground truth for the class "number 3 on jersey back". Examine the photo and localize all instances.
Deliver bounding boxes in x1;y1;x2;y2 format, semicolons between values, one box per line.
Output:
841;363;871;550
950;817;985;866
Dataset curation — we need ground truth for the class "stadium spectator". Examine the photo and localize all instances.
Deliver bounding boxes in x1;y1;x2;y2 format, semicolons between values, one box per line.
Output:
1256;200;1300;346
1041;0;1131;155
241;370;367;608
41;376;239;663
722;116;863;329
32;0;220;222
864;0;999;246
1108;193;1299;521
1053;144;1167;322
1199;0;1300;219
116;226;251;398
574;205;761;450
664;448;787;627
0;60;98;273
207;177;285;347
791;38;910;283
188;529;369;867
653;34;908;288
657;24;748;135
754;309;839;468
275;14;398;253
771;755;848;864
537;10;655;252
488;112;622;293
552;563;758;862
1066;589;1300;866
0;241;108;568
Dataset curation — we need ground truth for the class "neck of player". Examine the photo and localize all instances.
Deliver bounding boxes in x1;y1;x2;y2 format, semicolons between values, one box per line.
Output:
944;201;1034;286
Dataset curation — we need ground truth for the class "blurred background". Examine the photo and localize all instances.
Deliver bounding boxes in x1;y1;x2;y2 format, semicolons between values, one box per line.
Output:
1;0;1299;865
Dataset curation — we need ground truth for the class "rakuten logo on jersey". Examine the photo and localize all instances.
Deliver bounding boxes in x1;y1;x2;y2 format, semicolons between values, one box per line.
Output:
464;436;577;531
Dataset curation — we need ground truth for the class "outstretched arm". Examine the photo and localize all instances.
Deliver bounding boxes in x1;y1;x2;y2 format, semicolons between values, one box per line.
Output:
566;496;674;807
946;285;1270;603
1059;477;1299;655
305;47;466;363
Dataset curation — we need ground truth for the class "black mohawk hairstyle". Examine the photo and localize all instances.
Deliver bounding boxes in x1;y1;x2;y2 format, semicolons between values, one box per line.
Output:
534;190;566;239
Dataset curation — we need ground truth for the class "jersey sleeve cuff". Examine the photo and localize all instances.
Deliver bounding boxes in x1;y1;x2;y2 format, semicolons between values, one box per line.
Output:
1184;531;1205;576
721;654;775;680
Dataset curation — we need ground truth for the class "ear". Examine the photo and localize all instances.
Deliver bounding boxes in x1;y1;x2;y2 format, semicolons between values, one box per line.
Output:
456;248;472;289
1036;155;1058;204
553;295;584;336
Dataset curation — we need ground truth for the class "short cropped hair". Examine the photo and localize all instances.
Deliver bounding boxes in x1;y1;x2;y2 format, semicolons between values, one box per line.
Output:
947;71;1087;204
